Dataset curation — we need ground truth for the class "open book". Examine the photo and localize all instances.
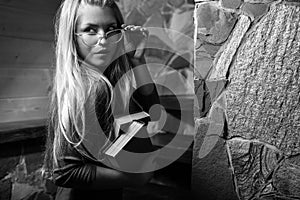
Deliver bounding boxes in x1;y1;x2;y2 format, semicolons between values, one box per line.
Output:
103;111;153;169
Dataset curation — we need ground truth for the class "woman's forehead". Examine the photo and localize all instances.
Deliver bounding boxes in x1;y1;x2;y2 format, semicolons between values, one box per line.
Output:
76;4;116;26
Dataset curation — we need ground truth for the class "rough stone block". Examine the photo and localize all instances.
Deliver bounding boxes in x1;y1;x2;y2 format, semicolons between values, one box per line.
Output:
195;44;221;79
205;80;227;102
284;0;300;6
227;139;282;199
273;155;300;197
195;103;226;160
243;0;274;3
208;15;251;81
241;3;269;21
198;132;223;159
221;0;242;9
195;55;213;80
194;79;211;118
215;92;227;110
192;121;238;200
195;0;211;3
225;3;300;156
196;2;238;44
200;44;221;58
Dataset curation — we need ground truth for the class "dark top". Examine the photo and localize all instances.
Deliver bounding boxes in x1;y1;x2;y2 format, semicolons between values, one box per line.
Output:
52;83;160;200
54;145;123;200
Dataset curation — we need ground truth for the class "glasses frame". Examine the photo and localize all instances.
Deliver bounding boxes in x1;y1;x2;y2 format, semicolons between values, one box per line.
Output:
75;28;124;47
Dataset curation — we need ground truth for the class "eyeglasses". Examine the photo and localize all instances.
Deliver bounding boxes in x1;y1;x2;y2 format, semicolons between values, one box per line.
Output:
75;29;124;47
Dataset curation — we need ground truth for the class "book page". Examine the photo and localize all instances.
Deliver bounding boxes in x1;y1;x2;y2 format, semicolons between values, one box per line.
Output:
105;121;144;157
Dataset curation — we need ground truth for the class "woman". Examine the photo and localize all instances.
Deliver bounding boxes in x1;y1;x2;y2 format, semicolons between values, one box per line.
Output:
43;0;160;199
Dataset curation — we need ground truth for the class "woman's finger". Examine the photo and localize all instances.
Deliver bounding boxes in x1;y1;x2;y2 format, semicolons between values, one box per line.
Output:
123;25;135;31
140;27;149;36
123;25;146;32
125;26;149;38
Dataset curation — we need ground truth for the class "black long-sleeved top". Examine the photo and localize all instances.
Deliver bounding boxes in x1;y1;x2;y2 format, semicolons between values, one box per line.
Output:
52;82;160;200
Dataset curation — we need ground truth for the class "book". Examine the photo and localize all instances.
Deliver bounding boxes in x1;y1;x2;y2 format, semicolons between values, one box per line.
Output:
103;111;154;169
113;111;150;139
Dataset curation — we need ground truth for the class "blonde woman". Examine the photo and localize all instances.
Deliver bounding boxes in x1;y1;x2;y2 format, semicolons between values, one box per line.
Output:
43;0;160;199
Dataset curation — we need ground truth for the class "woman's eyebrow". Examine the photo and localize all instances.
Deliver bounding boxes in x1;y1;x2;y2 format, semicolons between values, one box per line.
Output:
82;22;117;27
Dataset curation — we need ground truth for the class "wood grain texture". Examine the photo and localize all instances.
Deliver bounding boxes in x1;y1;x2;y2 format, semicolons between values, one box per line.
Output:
0;68;51;98
0;97;48;123
0;36;54;65
0;6;55;41
0;119;46;133
0;63;53;69
0;123;46;144
0;0;61;15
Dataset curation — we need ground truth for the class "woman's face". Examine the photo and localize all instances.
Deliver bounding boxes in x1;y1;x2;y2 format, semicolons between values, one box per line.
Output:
76;4;119;70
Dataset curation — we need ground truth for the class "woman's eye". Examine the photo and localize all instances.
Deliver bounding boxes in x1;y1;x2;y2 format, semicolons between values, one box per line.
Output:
107;26;117;32
84;28;97;33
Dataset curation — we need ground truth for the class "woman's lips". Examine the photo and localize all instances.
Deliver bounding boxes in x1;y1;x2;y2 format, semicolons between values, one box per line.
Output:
94;49;109;54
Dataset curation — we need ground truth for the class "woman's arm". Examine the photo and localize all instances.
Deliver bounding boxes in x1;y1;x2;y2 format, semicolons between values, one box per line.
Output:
123;25;161;117
123;25;158;96
129;56;161;120
53;153;153;190
93;165;153;189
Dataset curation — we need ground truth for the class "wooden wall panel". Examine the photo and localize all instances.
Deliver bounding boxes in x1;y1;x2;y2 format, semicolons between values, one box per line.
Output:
0;6;55;41
0;97;48;123
0;36;54;65
0;0;61;15
0;68;51;98
0;63;53;69
0;0;58;130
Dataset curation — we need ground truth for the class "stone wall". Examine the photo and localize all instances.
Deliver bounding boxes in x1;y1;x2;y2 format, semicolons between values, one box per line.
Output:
193;0;300;199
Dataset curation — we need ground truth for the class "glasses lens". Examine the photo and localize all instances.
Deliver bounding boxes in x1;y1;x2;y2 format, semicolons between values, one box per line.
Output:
106;30;123;44
79;30;123;47
81;33;99;47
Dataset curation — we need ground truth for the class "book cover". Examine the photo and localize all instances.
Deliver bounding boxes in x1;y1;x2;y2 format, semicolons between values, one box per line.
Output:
104;111;154;170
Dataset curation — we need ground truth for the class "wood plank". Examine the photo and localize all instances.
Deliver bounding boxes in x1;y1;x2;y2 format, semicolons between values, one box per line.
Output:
0;63;54;69
0;36;54;65
0;6;55;41
0;96;49;123
0;0;61;15
0;124;46;144
0;68;52;98
0;119;46;133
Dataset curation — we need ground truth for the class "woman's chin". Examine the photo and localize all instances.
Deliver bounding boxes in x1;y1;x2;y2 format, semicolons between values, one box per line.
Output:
85;58;112;71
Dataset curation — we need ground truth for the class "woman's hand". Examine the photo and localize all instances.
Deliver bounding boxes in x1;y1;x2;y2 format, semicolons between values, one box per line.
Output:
122;24;149;62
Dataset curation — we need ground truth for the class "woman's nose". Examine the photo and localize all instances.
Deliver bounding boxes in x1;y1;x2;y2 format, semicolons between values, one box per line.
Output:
96;37;108;45
95;30;108;45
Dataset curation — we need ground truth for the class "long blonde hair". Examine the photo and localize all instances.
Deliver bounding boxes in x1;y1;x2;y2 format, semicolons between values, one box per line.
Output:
44;0;132;170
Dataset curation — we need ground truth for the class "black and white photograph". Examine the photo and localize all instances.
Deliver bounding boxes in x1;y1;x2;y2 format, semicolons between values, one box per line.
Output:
0;0;299;199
